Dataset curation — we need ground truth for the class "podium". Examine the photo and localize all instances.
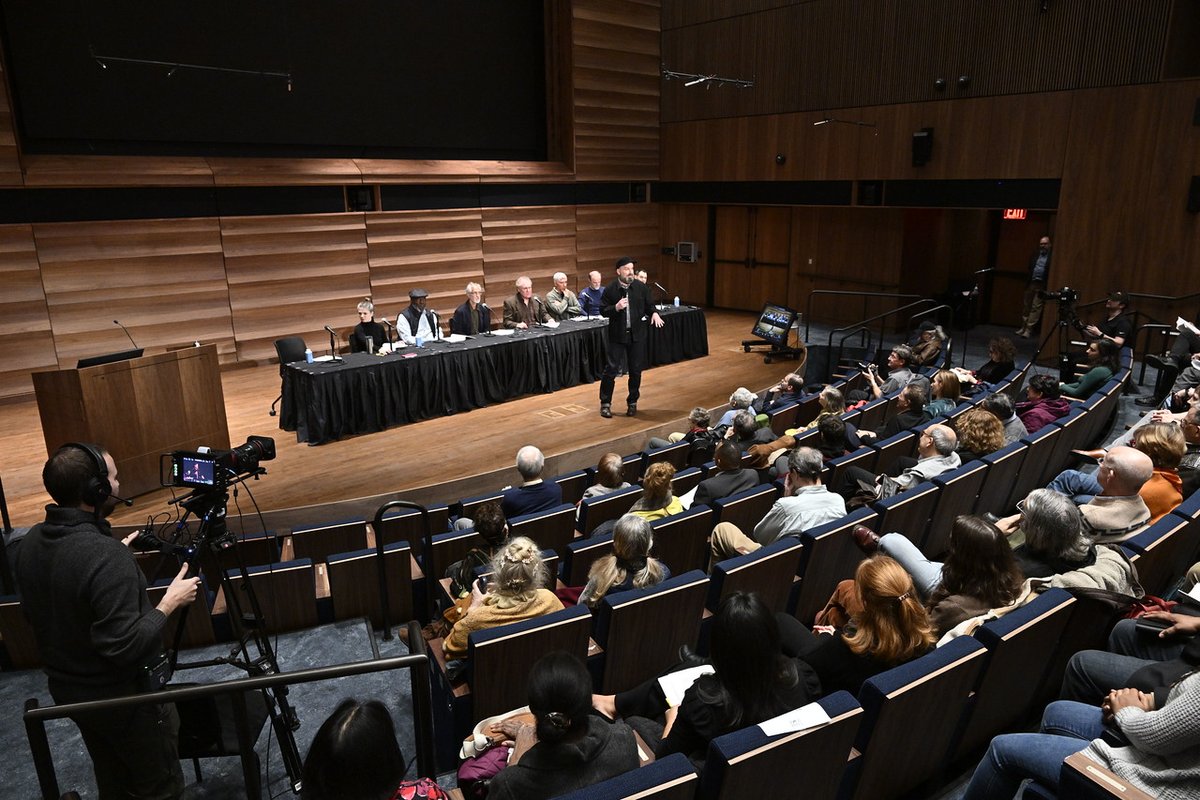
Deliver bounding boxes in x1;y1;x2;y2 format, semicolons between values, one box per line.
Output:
32;345;230;497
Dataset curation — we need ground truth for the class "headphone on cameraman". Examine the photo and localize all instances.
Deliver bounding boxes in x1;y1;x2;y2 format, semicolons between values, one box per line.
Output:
61;442;112;508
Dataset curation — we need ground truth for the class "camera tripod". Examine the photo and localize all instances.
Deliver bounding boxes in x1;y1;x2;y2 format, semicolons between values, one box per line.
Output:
164;474;305;793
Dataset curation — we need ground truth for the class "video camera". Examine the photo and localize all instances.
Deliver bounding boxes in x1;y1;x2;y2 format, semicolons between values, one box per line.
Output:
1039;286;1079;305
162;435;276;491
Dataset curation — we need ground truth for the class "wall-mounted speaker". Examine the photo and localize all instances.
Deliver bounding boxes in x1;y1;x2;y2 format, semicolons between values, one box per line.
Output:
676;241;697;263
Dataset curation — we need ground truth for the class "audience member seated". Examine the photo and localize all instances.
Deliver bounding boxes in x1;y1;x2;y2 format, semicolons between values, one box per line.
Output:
628;462;684;521
775;556;937;697
912;322;947;367
1016;373;1072;433
796;385;846;434
1062;612;1200;705
954;407;1005;462
757;372;807;414
692;441;760;509
301;698;447;800
450;282;492;335
577;515;670;608
545;272;582;321
349;296;388;354
578;270;605;317
959;672;1200;800
593;591;815;765
1060;428;1183;524
502;276;550;329
716;387;758;428
815;416;857;461
446;501;509;600
580;453;632;507
861;344;919;400
710;447;845;560
858;382;930;444
1176;405;1200;496
443;537;562;660
926;369;962;417
646;406;711;450
1061;338;1120;399
1081;290;1134;347
838;424;960;501
1044;445;1155;542
488;652;639;800
980;392;1028;445
854;515;1023;638
729;410;776;453
499;445;563;520
954;336;1016;392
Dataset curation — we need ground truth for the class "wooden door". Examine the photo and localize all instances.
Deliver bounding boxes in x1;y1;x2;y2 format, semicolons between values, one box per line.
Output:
712;206;791;311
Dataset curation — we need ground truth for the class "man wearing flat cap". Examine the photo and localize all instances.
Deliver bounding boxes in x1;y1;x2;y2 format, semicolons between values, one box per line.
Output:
599;256;663;418
397;288;441;345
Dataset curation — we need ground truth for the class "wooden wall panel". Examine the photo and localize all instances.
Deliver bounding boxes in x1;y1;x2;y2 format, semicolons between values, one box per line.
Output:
662;0;795;30
572;0;660;181
0;226;56;397
34;219;232;367
0;57;23;187
481;206;577;301
575;204;660;291
364;209;485;322
658;204;710;307
221;214;370;362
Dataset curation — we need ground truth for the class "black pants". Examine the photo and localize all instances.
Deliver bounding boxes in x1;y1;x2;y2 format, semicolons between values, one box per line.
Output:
776;612;825;660
600;335;646;406
837;465;878;501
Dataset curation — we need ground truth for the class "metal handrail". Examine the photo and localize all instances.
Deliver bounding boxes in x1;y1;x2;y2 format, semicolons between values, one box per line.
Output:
804;290;923;342
824;298;937;360
830;326;874;380
24;622;434;800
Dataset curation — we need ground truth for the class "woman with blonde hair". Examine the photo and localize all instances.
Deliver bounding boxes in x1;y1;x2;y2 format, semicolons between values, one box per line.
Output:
628;462;684;521
927;370;963;417
797;385;846;433
443;537;562;659
578;515;670;608
954;407;1005;462
776;555;936;696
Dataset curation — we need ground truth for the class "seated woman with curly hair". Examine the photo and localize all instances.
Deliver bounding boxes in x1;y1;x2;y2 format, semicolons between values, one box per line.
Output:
628;462;684;521
443;537;562;660
954;407;1006;462
578;515;670;608
777;555;937;697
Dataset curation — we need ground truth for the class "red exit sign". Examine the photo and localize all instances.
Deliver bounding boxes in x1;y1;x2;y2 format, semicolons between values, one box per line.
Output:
1003;208;1028;220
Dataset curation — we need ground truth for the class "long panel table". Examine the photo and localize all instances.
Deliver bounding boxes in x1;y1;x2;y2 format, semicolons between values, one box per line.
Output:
280;307;708;444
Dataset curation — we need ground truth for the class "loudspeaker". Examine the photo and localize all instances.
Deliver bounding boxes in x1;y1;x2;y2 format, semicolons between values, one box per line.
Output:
676;241;697;263
1188;176;1200;213
912;128;934;167
62;442;112;508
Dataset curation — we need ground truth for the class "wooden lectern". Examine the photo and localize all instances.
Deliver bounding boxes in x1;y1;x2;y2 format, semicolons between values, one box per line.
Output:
32;345;230;497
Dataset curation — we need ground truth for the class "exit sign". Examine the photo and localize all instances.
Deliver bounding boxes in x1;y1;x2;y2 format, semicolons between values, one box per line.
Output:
1003;208;1028;220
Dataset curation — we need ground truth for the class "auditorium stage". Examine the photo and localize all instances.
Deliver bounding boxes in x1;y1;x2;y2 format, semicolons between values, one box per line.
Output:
1;309;793;532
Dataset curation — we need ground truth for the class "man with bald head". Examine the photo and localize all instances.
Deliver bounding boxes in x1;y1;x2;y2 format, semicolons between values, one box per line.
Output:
1045;445;1153;543
579;270;605;317
838;423;961;500
502;276;550;329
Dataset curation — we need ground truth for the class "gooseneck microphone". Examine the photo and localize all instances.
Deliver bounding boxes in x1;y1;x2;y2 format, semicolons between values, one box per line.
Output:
322;325;344;363
110;493;135;507
113;319;139;350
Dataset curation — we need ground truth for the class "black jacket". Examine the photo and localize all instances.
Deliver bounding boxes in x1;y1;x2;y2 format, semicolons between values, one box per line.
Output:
601;277;654;343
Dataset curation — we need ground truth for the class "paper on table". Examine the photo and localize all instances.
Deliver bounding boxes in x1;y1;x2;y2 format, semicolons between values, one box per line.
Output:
758;701;832;737
445;334;468;343
658;665;715;707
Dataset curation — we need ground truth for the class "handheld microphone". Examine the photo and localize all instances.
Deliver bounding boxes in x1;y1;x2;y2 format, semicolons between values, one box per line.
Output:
113;319;139;350
973;268;994;274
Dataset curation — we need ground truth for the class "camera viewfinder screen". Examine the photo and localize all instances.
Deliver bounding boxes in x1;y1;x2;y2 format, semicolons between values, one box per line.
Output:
180;456;216;487
751;304;797;347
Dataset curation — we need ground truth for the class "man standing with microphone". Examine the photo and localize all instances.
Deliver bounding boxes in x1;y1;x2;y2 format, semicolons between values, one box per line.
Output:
13;443;201;799
599;256;663;418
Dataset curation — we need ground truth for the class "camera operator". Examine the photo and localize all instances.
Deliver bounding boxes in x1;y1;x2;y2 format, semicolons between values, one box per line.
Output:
13;443;201;799
1080;291;1133;348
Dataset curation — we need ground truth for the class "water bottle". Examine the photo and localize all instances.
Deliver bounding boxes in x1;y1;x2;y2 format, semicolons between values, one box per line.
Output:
673;296;680;307
415;336;424;348
304;348;314;364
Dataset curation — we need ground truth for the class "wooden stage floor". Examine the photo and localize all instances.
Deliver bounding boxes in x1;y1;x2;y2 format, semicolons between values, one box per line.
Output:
1;309;795;532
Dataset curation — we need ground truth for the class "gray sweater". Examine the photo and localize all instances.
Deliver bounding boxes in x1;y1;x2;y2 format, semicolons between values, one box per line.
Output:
1086;670;1200;799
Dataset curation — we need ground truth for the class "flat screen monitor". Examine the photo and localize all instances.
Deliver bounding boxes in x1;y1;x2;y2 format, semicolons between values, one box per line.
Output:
76;348;144;369
750;304;797;347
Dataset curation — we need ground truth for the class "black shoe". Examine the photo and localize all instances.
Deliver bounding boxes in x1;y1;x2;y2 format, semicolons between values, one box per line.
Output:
600;404;612;418
981;512;1001;525
626;404;637;417
1145;354;1172;370
1134;396;1163;408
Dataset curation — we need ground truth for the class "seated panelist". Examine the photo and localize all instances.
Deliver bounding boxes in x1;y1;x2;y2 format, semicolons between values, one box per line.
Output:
450;282;492;335
349;296;388;354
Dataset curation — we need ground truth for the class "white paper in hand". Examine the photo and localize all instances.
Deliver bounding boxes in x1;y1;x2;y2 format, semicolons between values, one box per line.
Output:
657;665;715;707
1177;317;1200;336
758;701;832;737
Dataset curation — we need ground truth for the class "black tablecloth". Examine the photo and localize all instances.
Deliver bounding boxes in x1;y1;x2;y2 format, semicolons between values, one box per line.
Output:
280;306;708;444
